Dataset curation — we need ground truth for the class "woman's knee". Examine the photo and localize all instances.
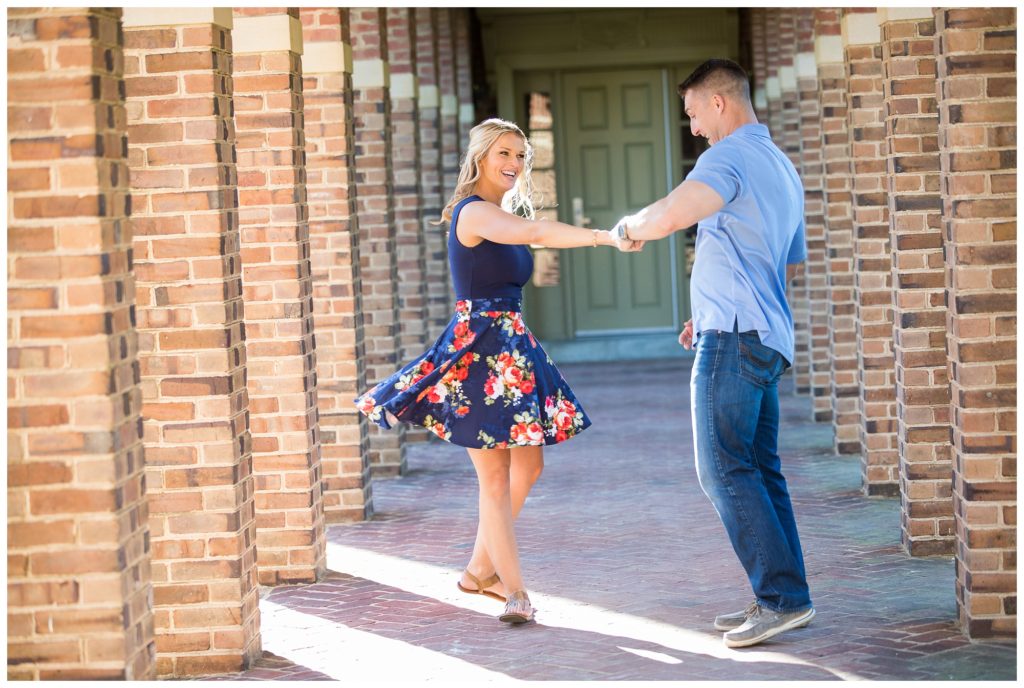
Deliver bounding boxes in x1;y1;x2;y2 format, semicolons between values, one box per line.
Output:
468;448;511;498
473;460;511;500
479;470;512;503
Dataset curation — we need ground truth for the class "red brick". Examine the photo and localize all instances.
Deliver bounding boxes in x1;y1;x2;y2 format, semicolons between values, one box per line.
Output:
145;51;215;73
30;549;122;575
8;75;95;103
8;520;76;548
124;28;178;50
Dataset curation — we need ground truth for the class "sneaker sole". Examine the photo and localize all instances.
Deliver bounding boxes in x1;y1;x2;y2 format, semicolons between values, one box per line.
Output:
723;607;816;648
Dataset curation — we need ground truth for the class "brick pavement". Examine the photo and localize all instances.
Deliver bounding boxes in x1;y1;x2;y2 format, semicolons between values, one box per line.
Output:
202;358;1015;682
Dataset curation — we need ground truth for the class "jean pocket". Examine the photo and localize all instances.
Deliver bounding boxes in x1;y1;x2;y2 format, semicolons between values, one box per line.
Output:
738;334;782;384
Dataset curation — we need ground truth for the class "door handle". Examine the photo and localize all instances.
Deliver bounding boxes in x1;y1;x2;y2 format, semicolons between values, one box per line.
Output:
571;197;592;227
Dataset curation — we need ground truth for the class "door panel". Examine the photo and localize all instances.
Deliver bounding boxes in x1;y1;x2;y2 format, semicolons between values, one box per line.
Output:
580;145;612;209
565;69;676;334
578;87;608;129
622;84;652;127
585;251;617;309
624;142;656;207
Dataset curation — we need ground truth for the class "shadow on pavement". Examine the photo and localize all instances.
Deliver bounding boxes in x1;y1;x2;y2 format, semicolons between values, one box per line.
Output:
255;569;840;681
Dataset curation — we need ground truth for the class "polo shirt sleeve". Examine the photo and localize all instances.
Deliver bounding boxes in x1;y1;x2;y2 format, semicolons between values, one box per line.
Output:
787;218;807;264
685;142;743;205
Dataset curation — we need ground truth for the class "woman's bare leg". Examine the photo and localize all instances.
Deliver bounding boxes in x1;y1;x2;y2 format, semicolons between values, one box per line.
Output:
462;446;544;597
463;447;526;595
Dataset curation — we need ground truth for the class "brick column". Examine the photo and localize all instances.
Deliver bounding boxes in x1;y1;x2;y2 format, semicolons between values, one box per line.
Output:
387;10;428;367
436;9;460;201
935;7;1016;640
387;8;430;445
844;9;899;495
352;8;407;476
797;9;832;422
122;8;262;676
750;9;769;122
765;11;783;145
815;9;861;454
299;8;373;522
7;8;154;680
878;9;953;555
778;9;811;396
232;8;326;584
415;8;451;342
453;9;475;150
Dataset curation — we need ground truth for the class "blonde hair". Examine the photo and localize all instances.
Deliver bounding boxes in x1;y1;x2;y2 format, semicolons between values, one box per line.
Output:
437;118;536;225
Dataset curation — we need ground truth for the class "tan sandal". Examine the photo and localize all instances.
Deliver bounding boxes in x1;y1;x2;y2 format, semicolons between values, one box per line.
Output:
499;590;534;624
457;570;506;602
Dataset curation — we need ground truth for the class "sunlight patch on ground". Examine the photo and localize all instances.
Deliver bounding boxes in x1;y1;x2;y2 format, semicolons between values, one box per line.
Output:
325;542;865;681
618;646;685;664
260;597;519;683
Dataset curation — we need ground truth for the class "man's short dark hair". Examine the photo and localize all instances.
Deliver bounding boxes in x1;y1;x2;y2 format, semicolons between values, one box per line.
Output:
677;59;751;104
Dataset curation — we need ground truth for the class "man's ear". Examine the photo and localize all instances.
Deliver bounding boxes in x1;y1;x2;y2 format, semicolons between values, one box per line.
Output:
712;94;725;113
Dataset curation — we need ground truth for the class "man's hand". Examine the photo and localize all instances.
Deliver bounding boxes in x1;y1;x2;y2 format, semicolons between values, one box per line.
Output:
611;217;644;252
614;237;645;252
678;319;694;350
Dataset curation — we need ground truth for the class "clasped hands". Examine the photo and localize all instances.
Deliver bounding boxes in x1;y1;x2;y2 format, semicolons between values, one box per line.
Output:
609;217;645;253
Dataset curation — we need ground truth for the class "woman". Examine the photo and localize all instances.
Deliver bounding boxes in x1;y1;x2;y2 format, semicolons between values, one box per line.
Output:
355;118;641;624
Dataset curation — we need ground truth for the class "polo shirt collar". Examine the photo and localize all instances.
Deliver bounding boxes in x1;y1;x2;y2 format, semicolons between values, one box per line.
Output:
734;122;770;138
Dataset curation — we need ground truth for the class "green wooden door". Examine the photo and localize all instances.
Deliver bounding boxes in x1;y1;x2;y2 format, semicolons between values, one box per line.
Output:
564;69;678;335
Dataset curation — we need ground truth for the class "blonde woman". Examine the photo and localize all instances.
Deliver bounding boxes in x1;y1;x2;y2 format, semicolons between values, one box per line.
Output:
356;118;641;624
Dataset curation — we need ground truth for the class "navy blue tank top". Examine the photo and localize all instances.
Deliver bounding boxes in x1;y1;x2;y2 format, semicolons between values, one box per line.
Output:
448;195;533;300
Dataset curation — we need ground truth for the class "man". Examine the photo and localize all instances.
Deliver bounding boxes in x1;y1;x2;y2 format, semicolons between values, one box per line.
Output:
612;58;813;648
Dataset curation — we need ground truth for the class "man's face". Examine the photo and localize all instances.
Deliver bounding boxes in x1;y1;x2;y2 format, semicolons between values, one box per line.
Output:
683;89;721;146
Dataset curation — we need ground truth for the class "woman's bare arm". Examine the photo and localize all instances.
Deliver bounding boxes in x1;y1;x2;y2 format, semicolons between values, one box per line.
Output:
456;201;637;250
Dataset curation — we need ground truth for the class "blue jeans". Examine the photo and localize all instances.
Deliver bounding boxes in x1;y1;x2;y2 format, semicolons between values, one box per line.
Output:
691;326;812;613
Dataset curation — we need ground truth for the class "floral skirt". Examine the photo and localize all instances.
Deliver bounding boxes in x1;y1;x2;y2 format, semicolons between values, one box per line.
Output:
354;297;592;449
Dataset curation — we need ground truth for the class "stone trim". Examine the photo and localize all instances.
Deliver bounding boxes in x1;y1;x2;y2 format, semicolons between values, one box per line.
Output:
233;14;302;55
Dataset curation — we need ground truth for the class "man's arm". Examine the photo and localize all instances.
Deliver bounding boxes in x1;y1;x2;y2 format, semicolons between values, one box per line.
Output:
619;180;726;242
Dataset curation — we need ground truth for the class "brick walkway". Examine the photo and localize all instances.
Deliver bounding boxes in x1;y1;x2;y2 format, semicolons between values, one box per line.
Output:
202;359;1015;682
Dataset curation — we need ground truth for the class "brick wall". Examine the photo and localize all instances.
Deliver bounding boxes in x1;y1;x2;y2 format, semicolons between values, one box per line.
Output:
388;7;427;363
935;6;1017;640
453;10;475;151
123;8;261;676
750;9;768;122
797;9;833;422
778;10;812;397
815;9;861;455
232;8;326;587
300;8;373;522
843;10;899;496
765;11;783;149
879;9;953;555
436;9;460;202
351;8;407;476
415;8;452;342
8;8;154;679
388;9;431;445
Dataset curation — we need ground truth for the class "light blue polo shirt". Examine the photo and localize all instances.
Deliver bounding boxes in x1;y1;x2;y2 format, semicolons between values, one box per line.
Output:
685;123;806;365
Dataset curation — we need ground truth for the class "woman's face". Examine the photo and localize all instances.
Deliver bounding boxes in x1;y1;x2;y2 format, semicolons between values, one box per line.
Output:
478;132;527;195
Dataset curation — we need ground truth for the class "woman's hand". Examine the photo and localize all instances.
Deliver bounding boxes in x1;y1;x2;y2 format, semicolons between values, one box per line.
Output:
613;235;644;252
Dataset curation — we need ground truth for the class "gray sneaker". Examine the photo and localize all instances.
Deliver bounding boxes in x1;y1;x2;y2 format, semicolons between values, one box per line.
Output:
722;605;815;648
714;601;759;631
